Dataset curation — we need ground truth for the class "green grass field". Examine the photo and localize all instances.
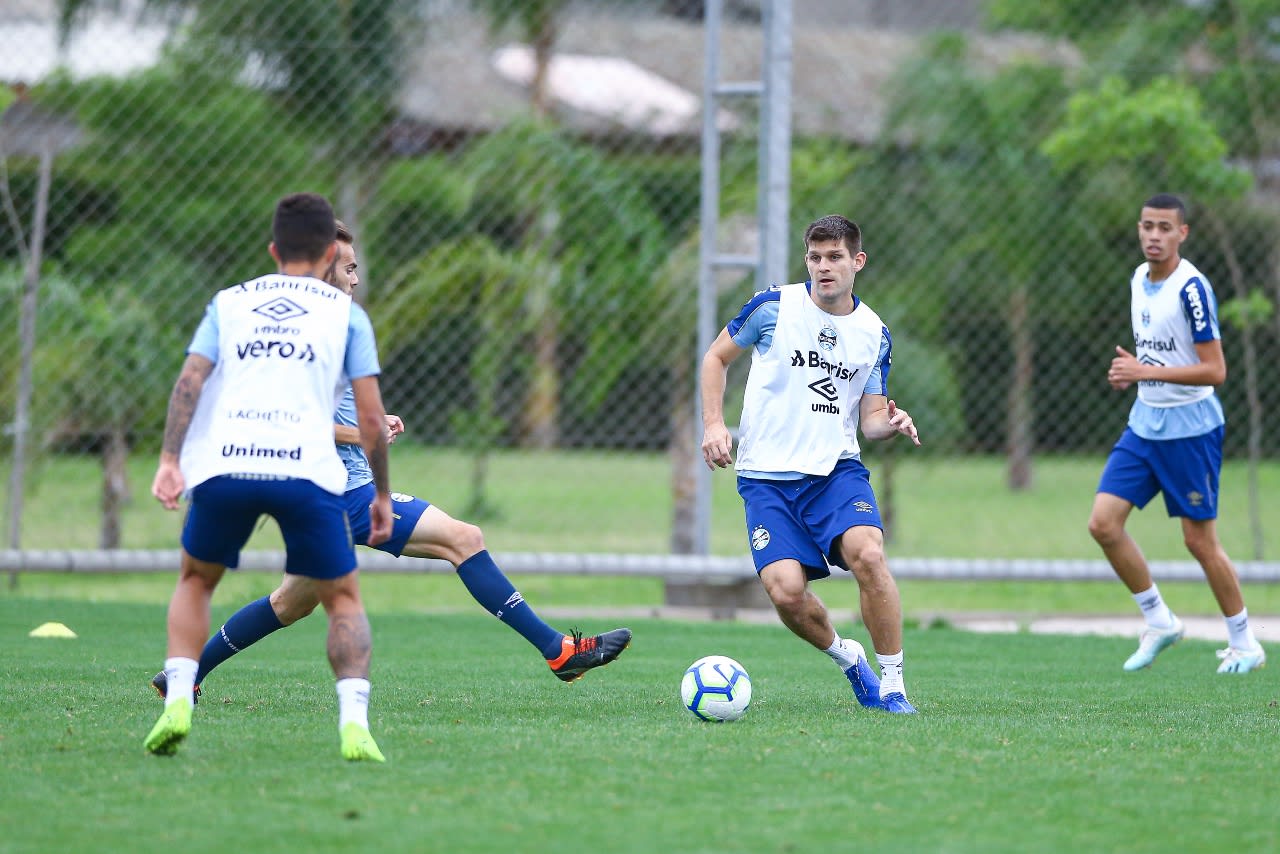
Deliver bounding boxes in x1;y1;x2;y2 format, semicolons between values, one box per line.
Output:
3;599;1277;854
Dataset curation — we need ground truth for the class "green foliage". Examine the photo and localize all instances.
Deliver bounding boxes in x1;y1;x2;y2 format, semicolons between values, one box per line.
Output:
39;64;335;285
872;326;964;453
1042;76;1252;201
374;234;527;507
366;122;678;443
864;36;1099;455
363;156;475;273
986;0;1280;157
983;0;1139;40
1220;289;1276;329
0;266;178;449
0;161;115;264
471;0;567;40
16;65;346;450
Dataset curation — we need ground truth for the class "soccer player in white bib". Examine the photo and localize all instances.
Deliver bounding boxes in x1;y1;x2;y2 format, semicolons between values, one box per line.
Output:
145;193;395;760
701;214;922;714
1088;193;1265;674
150;222;630;704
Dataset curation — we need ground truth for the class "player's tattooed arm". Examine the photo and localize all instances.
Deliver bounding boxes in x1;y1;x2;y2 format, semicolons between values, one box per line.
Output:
161;354;214;457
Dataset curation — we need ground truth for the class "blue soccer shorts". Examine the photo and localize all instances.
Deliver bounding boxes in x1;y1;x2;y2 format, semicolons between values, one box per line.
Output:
344;482;431;556
736;457;883;580
1097;426;1223;520
182;475;356;579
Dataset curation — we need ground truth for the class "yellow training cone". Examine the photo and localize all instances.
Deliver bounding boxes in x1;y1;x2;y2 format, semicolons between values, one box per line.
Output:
29;622;78;638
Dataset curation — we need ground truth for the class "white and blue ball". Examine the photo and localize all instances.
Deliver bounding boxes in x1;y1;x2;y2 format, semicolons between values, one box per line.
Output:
680;655;752;722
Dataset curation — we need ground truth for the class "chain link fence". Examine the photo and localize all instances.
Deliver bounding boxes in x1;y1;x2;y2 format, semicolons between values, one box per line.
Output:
3;0;1279;554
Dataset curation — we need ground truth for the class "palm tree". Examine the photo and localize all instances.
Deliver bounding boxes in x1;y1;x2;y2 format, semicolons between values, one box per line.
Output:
366;122;674;513
878;35;1074;489
375;235;534;517
469;0;566;119
467;0;571;447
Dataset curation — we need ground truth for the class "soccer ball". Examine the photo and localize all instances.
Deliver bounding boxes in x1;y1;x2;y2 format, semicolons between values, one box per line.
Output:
680;655;752;722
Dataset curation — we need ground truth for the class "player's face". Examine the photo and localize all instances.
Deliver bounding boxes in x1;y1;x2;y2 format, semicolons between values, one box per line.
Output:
804;239;865;309
1137;207;1187;265
328;240;360;295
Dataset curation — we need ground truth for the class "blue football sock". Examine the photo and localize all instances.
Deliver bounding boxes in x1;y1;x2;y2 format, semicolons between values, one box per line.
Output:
456;551;563;658
195;596;285;684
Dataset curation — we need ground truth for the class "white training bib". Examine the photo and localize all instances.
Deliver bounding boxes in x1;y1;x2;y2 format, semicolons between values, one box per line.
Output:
736;283;885;476
1129;258;1216;409
180;274;353;494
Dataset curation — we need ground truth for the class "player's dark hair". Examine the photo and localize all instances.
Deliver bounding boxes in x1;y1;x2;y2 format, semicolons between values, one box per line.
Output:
804;214;862;255
334;219;353;244
273;192;337;262
1142;193;1186;222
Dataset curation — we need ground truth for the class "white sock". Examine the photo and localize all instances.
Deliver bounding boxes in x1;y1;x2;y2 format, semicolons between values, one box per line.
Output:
1225;608;1259;651
163;657;198;709
336;678;371;729
876;651;905;698
823;635;866;670
1133;585;1175;629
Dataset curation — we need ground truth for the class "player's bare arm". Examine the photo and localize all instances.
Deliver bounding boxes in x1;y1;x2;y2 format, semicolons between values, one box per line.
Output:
151;353;214;509
860;394;921;445
700;329;746;469
334;414;404;446
1108;341;1226;390
352;375;393;545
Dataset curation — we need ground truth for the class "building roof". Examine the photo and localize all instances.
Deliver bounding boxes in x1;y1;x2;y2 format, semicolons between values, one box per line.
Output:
1;4;1077;146
400;10;1077;144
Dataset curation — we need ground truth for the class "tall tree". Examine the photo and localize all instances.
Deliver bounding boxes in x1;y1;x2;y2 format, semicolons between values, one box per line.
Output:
469;0;571;447
875;34;1076;488
365;123;673;512
987;0;1280;336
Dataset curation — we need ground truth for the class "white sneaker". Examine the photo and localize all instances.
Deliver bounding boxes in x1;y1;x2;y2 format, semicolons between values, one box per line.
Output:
1216;645;1266;674
1122;617;1184;671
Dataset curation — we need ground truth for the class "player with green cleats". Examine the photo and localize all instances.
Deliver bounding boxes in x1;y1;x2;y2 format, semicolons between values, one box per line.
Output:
340;721;386;762
143;697;193;756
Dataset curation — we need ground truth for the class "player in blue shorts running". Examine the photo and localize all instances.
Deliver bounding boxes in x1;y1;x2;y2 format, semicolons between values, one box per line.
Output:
700;214;922;714
145;193;393;761
152;221;630;705
1088;193;1264;674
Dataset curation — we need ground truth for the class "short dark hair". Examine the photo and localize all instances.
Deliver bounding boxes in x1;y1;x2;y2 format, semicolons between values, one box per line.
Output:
803;214;862;255
273;192;337;262
1142;193;1186;222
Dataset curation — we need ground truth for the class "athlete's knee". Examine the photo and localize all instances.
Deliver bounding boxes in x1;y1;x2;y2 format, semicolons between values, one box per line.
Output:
450;520;486;560
1182;526;1220;563
269;586;319;625
177;557;222;595
843;540;888;581
760;567;806;611
312;573;363;616
1088;512;1124;546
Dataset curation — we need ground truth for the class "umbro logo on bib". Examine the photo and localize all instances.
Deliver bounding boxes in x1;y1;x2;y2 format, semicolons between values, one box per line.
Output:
253;297;309;322
807;376;839;402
